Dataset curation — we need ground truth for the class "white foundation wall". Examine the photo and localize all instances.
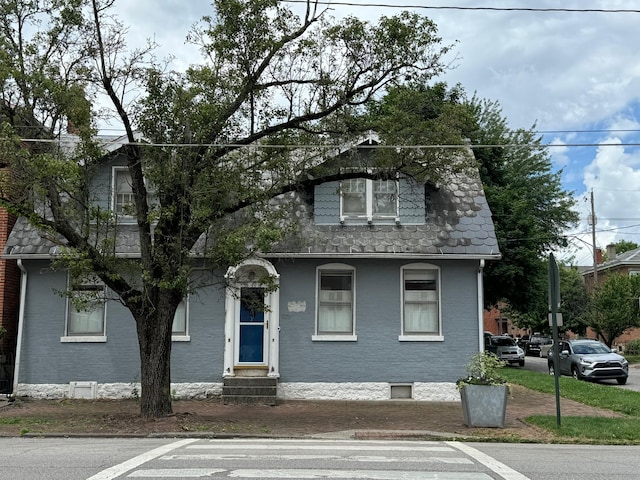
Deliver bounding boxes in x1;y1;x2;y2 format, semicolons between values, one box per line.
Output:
278;382;460;402
18;381;460;401
16;383;223;400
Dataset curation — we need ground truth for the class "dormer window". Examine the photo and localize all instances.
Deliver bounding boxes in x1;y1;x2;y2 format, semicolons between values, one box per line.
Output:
341;178;398;220
113;167;134;216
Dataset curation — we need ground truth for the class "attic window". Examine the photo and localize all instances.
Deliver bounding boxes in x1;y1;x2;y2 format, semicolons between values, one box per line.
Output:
113;167;134;215
341;178;398;220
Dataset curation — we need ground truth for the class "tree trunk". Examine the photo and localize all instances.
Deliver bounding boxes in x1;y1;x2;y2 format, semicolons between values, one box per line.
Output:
136;292;177;418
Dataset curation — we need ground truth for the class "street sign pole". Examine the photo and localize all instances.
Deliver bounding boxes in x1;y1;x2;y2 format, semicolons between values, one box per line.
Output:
549;254;562;427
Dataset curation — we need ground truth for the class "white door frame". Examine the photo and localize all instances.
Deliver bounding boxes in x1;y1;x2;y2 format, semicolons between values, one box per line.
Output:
223;258;280;378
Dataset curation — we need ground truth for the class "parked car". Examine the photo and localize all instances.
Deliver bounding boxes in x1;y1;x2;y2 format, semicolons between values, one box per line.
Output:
525;334;552;357
547;339;629;384
484;334;525;367
539;340;554;358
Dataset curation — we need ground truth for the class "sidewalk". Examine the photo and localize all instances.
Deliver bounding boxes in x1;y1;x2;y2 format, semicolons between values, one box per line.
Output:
0;385;621;441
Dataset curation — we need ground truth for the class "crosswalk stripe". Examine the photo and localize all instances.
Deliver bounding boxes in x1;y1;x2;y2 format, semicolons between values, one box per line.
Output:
160;453;473;464
187;444;454;452
448;442;531;480
86;439;198;480
128;469;493;479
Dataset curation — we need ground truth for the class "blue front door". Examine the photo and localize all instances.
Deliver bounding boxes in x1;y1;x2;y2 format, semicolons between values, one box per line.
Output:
238;287;266;363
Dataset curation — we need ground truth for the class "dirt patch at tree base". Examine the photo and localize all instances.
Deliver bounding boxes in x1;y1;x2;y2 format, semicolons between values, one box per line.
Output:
0;385;621;442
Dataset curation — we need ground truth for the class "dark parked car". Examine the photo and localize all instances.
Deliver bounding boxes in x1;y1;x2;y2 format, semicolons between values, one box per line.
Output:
547;339;629;384
484;334;525;366
525;334;552;357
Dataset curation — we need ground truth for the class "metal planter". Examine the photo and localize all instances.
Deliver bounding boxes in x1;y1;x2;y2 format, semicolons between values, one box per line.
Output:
459;384;508;428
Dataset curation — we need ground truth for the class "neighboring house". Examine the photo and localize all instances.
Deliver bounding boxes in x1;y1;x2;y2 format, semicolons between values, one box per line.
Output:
0;161;21;394
482;303;529;339
0;203;19;394
4;134;500;402
581;244;640;348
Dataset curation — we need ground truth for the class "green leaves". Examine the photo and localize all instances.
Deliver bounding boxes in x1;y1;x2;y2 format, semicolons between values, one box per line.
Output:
587;273;640;346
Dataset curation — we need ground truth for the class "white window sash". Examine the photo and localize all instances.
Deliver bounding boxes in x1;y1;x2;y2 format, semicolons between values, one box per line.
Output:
341;178;398;219
401;266;441;338
315;267;355;338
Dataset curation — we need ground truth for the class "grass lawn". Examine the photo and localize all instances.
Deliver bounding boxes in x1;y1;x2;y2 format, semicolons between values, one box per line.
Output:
502;366;640;443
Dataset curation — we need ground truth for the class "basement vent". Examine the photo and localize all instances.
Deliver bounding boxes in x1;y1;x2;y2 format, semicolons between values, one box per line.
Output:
69;381;97;399
390;383;413;399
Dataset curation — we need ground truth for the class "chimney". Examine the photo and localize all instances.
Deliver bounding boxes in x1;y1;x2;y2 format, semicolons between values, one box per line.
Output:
606;243;616;261
596;248;603;264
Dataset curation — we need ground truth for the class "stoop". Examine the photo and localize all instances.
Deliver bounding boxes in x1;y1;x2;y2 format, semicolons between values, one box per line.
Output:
222;377;278;406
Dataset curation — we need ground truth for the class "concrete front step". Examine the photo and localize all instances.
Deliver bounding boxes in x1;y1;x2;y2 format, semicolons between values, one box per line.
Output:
223;395;277;406
222;377;278;406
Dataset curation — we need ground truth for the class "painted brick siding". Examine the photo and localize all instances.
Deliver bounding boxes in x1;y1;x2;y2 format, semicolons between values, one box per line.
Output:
18;261;227;385
274;258;479;384
17;257;481;388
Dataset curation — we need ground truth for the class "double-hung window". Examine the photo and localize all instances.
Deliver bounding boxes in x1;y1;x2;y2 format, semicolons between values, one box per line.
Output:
313;264;356;341
113;167;134;216
63;275;107;342
172;298;190;341
400;264;442;341
341;177;398;221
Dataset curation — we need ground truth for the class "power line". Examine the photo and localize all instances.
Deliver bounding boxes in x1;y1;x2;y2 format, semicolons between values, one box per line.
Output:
11;137;640;149
284;1;640;14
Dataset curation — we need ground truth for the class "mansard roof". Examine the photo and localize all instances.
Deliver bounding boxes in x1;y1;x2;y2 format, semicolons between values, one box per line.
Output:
4;136;500;261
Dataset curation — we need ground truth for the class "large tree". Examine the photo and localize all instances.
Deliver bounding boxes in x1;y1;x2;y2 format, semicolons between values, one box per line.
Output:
366;86;579;316
466;98;579;313
587;273;640;347
0;0;463;417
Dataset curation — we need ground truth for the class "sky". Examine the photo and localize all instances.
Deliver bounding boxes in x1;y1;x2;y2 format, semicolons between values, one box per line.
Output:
114;0;640;265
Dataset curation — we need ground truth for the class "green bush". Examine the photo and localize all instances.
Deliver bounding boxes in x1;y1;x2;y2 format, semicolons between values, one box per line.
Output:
624;339;640;355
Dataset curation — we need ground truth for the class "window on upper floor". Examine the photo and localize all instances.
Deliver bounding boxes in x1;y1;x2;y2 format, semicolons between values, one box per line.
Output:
112;167;134;216
341;178;398;220
399;263;442;341
172;298;190;341
63;275;107;342
313;264;356;341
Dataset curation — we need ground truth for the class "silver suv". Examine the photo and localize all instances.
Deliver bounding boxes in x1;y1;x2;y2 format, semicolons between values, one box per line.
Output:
485;334;525;367
547;339;628;385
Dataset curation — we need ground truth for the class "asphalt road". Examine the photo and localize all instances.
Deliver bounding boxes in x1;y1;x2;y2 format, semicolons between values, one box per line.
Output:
520;354;640;391
1;437;639;480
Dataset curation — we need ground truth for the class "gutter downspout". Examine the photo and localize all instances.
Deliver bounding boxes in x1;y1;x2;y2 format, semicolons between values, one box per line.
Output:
11;259;27;398
477;259;485;352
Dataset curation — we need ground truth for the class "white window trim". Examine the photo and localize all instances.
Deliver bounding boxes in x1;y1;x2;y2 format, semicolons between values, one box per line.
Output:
61;335;107;343
62;274;107;343
340;176;399;222
313;263;357;342
398;263;443;342
172;296;191;342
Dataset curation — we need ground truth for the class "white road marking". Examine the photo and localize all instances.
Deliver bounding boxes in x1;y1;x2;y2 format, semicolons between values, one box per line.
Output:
160;453;473;464
128;469;226;477
227;469;493;479
188;444;454;452
85;439;199;480
448;442;531;480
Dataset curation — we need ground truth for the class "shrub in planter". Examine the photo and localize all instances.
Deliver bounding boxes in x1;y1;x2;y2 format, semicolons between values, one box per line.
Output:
457;351;509;428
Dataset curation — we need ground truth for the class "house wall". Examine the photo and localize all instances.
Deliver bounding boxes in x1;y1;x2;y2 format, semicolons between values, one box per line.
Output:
17;261;226;392
15;257;481;400
275;258;478;384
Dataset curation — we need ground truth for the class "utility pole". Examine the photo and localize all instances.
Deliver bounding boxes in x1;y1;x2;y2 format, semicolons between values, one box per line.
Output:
589;190;598;286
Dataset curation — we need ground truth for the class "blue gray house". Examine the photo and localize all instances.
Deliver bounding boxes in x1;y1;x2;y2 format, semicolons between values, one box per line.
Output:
4;135;500;402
